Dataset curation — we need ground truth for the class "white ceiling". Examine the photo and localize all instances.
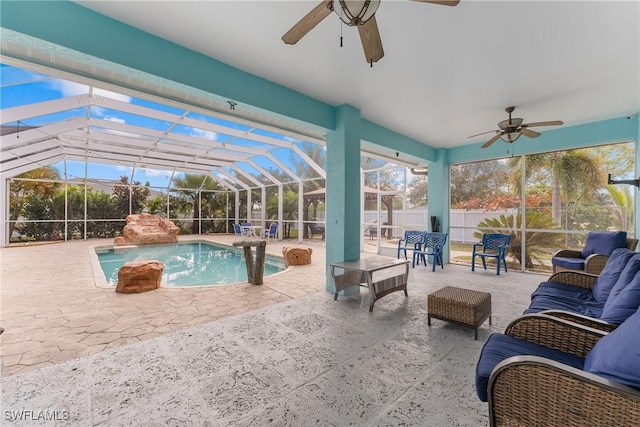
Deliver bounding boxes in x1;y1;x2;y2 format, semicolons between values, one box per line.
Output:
73;0;640;150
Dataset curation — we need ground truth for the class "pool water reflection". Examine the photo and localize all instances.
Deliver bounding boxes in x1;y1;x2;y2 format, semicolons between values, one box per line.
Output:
96;241;286;287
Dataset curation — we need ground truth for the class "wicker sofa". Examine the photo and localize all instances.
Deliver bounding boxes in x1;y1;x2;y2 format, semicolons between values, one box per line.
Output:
525;248;640;326
476;311;640;426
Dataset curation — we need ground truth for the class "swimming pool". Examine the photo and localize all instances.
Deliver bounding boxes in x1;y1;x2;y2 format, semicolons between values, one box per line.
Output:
96;241;286;287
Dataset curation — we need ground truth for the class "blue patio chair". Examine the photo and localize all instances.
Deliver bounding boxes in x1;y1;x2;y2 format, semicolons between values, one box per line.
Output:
413;232;448;271
233;223;243;236
472;233;512;275
262;223;278;241
397;230;425;260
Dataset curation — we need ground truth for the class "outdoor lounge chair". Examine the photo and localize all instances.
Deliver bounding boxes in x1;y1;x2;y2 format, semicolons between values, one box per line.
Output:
551;231;637;275
307;222;325;240
412;232;448;271
262;223;278;241
397;230;424;260
471;233;512;275
476;308;640;426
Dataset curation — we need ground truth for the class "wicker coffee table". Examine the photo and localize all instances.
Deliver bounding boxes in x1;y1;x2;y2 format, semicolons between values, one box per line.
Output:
427;286;492;340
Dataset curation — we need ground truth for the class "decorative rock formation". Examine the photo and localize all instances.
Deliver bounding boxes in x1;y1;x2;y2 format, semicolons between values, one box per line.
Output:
115;213;179;245
282;246;313;266
116;260;163;293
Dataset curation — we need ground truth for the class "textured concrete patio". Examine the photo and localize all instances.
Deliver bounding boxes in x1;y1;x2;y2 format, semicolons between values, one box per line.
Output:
0;236;545;426
0;235;328;377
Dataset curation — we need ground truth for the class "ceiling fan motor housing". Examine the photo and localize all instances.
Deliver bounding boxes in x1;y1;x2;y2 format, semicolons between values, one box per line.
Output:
335;0;381;26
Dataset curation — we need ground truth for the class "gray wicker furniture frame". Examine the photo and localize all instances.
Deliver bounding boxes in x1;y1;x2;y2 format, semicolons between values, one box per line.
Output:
486;314;640;427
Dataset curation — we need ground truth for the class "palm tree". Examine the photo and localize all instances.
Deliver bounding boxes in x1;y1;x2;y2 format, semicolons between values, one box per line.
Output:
9;166;61;239
475;212;565;269
606;185;634;231
266;189;299;238
508;150;602;225
171;174;222;234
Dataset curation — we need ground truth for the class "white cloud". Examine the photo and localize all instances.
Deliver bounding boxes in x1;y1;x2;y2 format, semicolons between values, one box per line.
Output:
104;116;126;124
190;127;221;141
46;79;131;102
94;88;131;103
140;168;173;178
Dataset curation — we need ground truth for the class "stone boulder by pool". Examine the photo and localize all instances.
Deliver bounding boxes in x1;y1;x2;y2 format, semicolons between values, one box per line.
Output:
114;213;179;246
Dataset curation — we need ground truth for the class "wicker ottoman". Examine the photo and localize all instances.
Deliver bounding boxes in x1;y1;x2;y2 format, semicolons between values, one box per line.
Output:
427;286;492;340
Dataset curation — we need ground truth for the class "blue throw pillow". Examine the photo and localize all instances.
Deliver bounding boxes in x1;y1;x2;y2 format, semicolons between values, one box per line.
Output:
600;270;640;324
592;248;637;303
585;305;640;390
602;254;640;312
581;231;627;259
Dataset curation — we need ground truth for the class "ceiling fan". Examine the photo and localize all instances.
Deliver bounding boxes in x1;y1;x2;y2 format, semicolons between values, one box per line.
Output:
281;1;460;65
469;106;564;149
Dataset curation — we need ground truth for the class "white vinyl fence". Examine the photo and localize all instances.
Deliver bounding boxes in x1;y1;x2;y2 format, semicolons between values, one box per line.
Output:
364;209;517;241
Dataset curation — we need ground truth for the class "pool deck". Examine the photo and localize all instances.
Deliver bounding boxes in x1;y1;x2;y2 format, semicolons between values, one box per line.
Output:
0;235;549;426
0;235;328;377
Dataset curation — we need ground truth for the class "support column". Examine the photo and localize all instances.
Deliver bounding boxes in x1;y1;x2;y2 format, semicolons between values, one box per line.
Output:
326;105;362;293
427;148;450;262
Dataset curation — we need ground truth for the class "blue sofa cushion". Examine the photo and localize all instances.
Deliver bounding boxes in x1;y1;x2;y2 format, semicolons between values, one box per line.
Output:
531;281;592;301
592;248;637;303
600;270;640;324
524;294;603;318
551;256;585;271
602;255;640;310
476;333;585;402
585;306;640;390
581;231;627;259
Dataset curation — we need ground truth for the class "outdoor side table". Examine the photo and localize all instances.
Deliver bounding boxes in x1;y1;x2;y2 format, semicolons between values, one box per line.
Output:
330;256;410;312
427;286;492;339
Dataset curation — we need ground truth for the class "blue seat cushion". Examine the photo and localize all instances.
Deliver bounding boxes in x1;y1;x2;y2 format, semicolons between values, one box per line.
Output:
551;256;585;271
592;248;637;303
581;231;627;259
524;294;603;318
585;306;640;390
600;270;640;324
476;333;585;402
531;281;593;301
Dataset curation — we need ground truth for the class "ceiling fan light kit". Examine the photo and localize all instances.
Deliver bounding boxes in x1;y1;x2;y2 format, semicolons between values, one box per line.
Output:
335;0;381;26
469;106;564;149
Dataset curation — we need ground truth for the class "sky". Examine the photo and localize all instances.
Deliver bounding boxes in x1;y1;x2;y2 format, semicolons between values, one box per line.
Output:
1;63;334;190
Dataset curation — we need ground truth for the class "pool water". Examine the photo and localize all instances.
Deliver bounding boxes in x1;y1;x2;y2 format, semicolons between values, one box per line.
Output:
97;242;286;287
